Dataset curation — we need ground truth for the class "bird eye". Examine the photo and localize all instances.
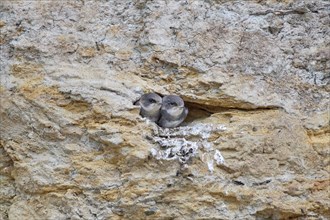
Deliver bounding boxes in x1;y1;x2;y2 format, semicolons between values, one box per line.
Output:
149;98;156;103
170;102;177;106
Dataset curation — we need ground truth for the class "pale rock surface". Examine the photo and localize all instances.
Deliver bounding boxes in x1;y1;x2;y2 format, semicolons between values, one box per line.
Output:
0;0;329;219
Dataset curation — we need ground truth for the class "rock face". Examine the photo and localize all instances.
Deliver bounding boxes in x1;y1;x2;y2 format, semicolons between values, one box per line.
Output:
0;0;329;219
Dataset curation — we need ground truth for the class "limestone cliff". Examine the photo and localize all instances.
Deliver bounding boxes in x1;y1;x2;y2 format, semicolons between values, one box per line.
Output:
0;0;329;219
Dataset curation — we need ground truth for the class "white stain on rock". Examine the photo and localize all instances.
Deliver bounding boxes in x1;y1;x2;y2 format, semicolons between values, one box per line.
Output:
151;123;226;172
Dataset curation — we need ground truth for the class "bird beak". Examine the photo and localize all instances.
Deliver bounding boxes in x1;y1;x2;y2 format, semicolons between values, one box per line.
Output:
135;100;140;106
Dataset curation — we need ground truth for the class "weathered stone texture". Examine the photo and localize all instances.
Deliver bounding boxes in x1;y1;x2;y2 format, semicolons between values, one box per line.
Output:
0;0;329;219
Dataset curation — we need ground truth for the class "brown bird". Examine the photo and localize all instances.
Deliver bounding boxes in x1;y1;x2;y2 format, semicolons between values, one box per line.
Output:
158;95;188;128
138;93;162;122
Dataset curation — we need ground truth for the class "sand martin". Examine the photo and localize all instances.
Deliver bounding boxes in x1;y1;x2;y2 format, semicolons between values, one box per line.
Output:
138;93;162;122
158;95;188;128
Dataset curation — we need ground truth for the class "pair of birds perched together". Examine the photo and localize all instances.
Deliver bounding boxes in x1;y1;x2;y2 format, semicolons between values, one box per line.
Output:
138;93;188;128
